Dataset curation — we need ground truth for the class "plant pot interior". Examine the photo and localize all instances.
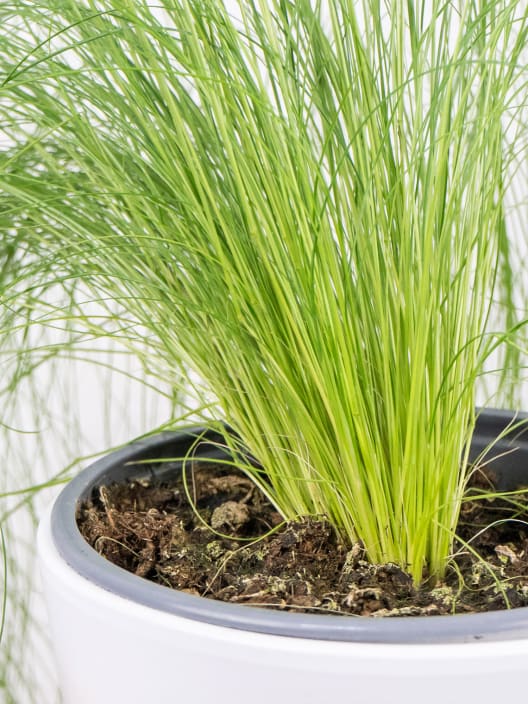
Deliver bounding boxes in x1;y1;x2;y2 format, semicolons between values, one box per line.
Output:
50;408;528;643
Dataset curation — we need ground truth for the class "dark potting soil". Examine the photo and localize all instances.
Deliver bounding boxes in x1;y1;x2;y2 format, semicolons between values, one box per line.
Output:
77;463;528;617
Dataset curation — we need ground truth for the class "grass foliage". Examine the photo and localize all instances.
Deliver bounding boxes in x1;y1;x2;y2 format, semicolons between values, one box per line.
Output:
1;0;528;583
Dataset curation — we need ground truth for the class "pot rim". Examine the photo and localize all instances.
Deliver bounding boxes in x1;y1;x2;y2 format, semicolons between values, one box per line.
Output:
49;407;528;644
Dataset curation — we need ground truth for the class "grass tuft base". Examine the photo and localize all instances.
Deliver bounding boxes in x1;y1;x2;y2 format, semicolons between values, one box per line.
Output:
77;462;528;617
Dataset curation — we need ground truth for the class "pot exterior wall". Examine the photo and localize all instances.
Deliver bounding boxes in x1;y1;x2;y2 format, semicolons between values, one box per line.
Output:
39;505;528;704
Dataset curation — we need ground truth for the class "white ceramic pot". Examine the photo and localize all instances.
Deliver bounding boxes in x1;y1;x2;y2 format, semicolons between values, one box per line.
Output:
38;410;528;704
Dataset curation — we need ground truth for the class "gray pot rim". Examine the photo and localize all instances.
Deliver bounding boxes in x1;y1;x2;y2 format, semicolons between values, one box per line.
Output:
51;407;528;644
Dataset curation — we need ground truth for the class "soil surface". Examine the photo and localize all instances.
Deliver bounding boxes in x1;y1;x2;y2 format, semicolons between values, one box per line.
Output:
77;463;528;616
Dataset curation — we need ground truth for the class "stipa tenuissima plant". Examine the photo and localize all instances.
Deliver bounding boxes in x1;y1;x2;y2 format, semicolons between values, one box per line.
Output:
1;0;528;584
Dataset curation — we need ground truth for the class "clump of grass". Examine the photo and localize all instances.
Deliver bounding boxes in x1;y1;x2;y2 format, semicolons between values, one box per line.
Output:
1;0;528;584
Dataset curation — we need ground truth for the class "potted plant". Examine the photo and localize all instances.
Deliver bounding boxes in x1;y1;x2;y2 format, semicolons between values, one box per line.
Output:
2;0;528;702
